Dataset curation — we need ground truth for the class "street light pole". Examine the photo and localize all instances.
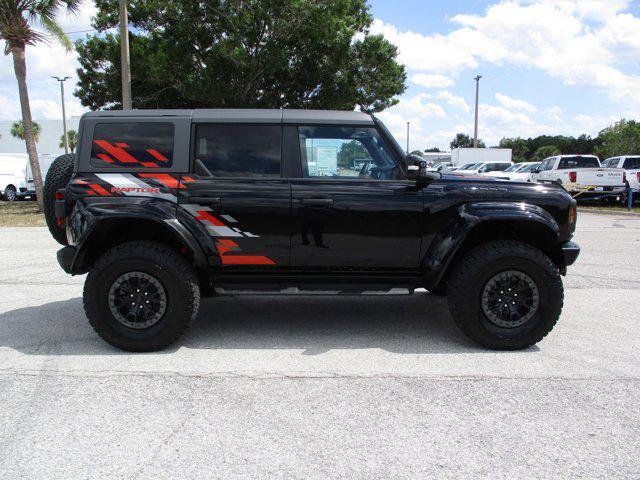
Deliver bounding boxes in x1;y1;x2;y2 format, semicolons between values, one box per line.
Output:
52;76;71;154
473;75;482;148
119;0;132;109
406;122;410;154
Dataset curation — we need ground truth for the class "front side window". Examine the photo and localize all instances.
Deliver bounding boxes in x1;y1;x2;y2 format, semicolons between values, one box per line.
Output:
542;158;555;171
91;123;174;168
195;125;281;177
298;126;400;180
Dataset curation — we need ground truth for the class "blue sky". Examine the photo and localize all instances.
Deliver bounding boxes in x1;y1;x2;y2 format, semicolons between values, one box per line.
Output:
1;0;640;152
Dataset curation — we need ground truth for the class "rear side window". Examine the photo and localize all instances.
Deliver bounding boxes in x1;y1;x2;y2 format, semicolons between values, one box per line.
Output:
91;123;174;168
602;158;620;168
623;157;640;169
195;125;281;177
557;156;600;169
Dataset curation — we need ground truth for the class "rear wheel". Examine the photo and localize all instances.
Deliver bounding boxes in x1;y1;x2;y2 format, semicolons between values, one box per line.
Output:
3;186;17;202
83;241;200;351
447;240;563;350
43;153;75;245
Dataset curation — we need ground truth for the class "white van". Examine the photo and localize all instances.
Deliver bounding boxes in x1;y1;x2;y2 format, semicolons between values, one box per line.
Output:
0;153;58;201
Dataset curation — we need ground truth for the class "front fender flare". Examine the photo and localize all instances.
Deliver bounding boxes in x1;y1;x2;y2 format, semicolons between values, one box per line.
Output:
422;202;560;287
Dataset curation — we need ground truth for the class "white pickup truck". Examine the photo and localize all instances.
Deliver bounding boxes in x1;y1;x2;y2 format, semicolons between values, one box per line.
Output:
602;156;640;196
530;155;625;197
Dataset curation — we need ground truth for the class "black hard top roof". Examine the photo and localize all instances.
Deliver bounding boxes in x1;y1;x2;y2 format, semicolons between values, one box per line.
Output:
82;108;375;125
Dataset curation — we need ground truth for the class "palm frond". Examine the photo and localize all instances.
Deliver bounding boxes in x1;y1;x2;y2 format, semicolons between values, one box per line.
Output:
39;13;72;50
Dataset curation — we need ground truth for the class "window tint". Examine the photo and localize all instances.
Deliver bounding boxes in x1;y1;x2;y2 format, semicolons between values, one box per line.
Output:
602;158;620;168
298;126;399;180
541;158;555;171
557;156;600;169
195;125;281;177
504;164;520;173
623;157;640;169
91;123;174;168
519;163;538;173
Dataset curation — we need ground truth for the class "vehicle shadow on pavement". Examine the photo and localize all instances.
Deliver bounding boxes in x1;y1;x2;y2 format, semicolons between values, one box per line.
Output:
0;293;539;355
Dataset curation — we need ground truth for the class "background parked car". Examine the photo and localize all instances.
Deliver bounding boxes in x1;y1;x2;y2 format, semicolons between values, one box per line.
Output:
0;153;57;201
455;161;514;176
530;155;625;197
602;155;640;204
485;162;541;182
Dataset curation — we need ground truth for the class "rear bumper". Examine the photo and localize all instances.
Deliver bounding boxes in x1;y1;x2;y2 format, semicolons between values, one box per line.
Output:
561;241;580;266
56;246;77;274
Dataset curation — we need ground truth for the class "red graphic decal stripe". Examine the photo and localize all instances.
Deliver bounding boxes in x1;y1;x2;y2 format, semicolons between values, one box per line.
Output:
98;153;115;163
94;140;140;164
147;149;169;162
89;183;112;196
221;255;276;265
195;210;225;226
140;162;160;168
139;173;183;189
182;176;195;182
115;142;129;148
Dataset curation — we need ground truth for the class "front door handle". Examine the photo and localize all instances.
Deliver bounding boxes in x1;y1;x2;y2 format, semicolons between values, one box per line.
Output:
300;198;333;206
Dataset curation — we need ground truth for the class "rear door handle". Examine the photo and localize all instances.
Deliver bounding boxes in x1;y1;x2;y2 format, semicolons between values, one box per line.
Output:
300;198;333;206
189;196;221;205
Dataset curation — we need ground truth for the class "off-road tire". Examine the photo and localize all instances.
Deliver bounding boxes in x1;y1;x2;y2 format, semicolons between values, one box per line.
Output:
3;185;17;202
84;241;201;352
447;240;563;350
43;153;75;245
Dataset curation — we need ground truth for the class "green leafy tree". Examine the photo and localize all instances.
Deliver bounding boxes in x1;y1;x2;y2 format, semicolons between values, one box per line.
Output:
424;147;442;153
499;137;529;162
0;0;81;211
450;133;485;149
11;120;41;143
532;145;561;162
337;140;369;168
75;0;406;113
595;119;640;159
60;129;78;153
410;150;423;156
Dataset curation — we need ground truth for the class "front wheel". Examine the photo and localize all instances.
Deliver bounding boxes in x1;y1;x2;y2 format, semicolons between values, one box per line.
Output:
447;240;563;350
83;241;200;351
3;186;17;202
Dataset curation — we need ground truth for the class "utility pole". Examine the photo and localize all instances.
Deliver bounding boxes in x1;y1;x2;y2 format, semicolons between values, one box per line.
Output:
406;121;410;154
473;75;482;148
52;76;71;154
119;0;132;109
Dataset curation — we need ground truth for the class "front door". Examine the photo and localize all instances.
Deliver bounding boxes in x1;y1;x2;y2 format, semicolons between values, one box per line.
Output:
179;124;292;267
288;125;423;270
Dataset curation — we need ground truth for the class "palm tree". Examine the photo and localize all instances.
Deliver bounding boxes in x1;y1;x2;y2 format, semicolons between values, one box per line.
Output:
59;129;77;153
0;0;82;211
11;120;41;142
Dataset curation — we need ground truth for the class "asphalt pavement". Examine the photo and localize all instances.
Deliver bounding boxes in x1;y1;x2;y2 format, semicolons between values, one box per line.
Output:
0;212;639;479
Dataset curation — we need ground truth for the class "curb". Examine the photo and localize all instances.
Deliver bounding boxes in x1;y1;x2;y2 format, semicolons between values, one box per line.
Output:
578;207;640;217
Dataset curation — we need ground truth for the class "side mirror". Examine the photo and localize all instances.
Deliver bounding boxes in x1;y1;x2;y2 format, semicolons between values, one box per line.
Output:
531;167;540;174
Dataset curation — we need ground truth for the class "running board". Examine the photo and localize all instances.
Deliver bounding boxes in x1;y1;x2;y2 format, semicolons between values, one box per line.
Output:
214;286;414;296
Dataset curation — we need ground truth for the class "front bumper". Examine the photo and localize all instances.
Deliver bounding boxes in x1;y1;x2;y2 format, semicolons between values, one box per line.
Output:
57;246;77;274
561;241;580;266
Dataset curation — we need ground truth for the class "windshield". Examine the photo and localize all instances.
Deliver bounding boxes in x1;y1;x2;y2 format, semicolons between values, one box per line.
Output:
557;156;600;169
459;163;479;170
519;163;538;173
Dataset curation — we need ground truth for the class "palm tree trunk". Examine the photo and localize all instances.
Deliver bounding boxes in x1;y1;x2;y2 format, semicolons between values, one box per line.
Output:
11;45;44;212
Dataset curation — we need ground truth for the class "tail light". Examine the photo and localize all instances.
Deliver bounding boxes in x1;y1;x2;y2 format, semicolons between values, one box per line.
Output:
55;189;66;226
55;191;65;201
623;171;627;184
568;171;577;183
637;172;640;184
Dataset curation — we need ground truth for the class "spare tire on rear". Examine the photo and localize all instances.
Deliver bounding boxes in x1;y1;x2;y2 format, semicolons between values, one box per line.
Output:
44;153;75;246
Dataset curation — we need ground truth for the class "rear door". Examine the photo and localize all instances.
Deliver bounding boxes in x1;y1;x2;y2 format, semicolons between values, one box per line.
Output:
179;124;292;267
287;125;423;270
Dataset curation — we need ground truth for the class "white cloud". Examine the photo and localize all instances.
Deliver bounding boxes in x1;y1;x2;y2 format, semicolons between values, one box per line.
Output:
0;2;96;120
495;93;537;113
411;74;455;89
371;0;640;108
544;106;563;122
435;91;470;112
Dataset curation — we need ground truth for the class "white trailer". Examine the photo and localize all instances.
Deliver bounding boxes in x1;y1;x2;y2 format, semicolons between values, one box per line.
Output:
450;148;512;166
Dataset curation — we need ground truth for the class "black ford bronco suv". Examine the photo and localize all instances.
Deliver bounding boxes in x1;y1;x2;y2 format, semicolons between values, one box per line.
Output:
43;109;580;352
